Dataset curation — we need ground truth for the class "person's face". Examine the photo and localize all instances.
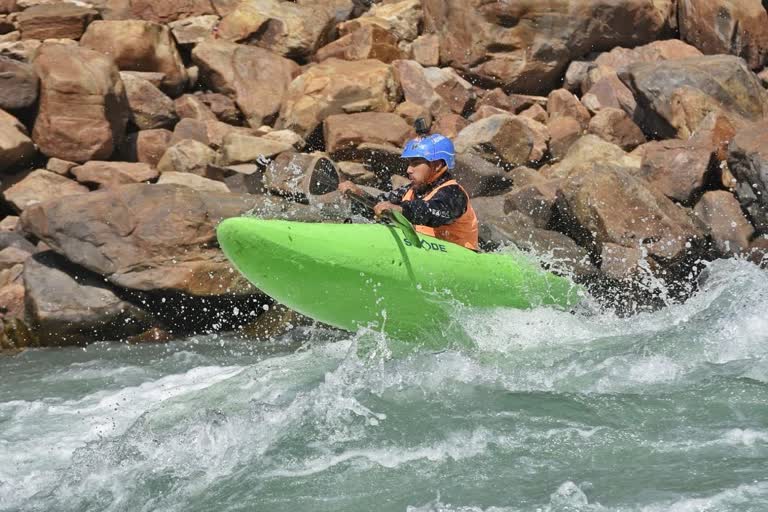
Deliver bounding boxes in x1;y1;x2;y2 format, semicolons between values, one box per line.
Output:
406;158;440;187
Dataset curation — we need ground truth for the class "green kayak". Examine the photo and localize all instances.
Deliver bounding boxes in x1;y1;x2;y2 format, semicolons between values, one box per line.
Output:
217;216;583;350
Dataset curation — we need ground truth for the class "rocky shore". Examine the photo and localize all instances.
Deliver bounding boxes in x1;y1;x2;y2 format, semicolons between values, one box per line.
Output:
1;0;767;352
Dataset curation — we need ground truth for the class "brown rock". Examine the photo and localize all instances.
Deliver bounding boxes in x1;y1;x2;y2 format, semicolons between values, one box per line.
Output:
277;58;400;138
157;171;230;193
393;59;445;116
411;33;439;67
450;151;512;198
517;116;550;163
170;118;209;146
430;112;469;139
0;55;37;111
119;70;166;88
0;281;24;320
679;0;768;70
265;152;339;202
218;132;293;166
0;215;18;232
24;251;151;346
422;0;676;94
520;104;548;124
192;39;300;128
623;55;768;139
454;114;535;168
122;128;173;166
394;101;432;127
634;138;713;204
157;139;217;176
45;157;76;175
216;0;336;58
557;163;704;260
80;20;188;97
550;134;641;178
0;245;31;270
563;60;594;93
167;14;218;46
588;108;646;151
339;0;422;42
0;108;34;172
727;119;768;231
474;88;515;113
174;95;217;123
203;120;253;149
17;4;97;40
32;43;129;163
72;161;159;188
323;112;413;157
0;1;18;15
468;105;509;122
600;243;644;280
547;89;591;130
102;0;217;24
694;190;754;256
19;183;268;294
196;92;241;125
316;25;403;63
581;71;637;115
337;161;376;186
3;169;88;212
504;178;562;229
121;72;177;130
594;39;703;72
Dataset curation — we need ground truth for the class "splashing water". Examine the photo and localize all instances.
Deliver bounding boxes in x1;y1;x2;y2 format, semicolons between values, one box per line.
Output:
1;258;767;511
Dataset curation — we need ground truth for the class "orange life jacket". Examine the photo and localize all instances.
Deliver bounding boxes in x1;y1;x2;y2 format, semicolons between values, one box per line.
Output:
403;179;479;251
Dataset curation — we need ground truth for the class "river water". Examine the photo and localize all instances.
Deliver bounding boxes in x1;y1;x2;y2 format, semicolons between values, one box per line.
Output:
1;258;767;511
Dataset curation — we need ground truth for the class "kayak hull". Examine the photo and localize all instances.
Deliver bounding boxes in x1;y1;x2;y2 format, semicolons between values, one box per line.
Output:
217;217;582;343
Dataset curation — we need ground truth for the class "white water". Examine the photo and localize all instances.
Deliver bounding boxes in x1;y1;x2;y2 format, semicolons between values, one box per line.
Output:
1;258;767;511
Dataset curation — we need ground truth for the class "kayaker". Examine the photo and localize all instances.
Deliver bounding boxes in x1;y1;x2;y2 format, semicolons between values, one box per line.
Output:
338;133;479;251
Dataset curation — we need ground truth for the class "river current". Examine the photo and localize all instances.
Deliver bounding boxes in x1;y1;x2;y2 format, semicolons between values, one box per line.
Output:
1;258;767;511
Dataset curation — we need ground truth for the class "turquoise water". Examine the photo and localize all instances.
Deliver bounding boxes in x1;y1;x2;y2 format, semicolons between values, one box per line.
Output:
1;259;767;511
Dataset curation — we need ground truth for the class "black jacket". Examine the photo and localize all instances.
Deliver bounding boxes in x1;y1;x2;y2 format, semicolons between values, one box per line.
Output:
377;172;469;227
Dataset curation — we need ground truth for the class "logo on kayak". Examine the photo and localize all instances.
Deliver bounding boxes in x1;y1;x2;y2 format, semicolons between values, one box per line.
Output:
403;237;448;252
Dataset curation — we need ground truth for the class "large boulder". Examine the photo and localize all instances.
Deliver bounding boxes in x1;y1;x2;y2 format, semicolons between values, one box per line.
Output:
323;112;413;158
622;55;768;139
2;169;88;212
339;0;422;43
17;3;97;40
24;251;152;346
157;139;217;176
71;161;159;188
80;20;188;97
120;72;177;130
315;25;403;64
587;108;646;151
549;134;642;179
217;132;293;166
277;58;400;138
454;114;537;169
556;163;704;261
32;43;129;163
100;0;220;23
393;60;475;118
215;0;337;59
422;0;676;94
19;184;268;295
678;0;768;70
121;128;172;166
0;109;34;172
192;39;300;128
593;39;703;73
0;55;38;111
693;191;754;256
727;119;768;231
168;14;219;47
633;138;714;204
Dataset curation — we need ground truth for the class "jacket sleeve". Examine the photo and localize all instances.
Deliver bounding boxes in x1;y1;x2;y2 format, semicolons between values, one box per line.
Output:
401;184;468;227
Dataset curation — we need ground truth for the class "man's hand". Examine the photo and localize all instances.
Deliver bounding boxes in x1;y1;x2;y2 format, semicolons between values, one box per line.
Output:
337;181;363;197
373;201;403;218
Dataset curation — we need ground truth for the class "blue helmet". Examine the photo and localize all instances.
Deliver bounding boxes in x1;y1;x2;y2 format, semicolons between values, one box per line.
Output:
401;133;456;169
